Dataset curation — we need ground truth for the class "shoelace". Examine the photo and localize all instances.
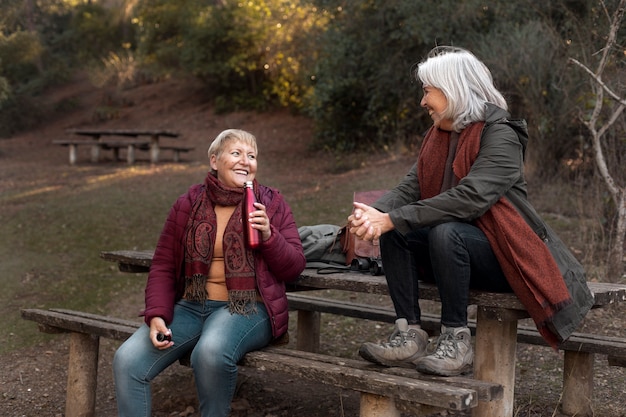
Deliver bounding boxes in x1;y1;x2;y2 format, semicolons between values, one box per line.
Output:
381;329;413;348
432;332;457;359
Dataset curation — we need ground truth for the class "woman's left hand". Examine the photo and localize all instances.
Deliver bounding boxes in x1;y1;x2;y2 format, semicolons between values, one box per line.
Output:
249;202;271;241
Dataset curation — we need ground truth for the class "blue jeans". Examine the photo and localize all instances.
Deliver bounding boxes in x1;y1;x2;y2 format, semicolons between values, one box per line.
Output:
113;299;272;417
380;222;511;328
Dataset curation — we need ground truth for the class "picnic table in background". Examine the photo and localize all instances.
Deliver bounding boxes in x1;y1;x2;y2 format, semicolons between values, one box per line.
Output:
53;128;193;165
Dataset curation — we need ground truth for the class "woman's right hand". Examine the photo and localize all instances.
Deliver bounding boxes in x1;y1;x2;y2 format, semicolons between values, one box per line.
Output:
149;317;174;349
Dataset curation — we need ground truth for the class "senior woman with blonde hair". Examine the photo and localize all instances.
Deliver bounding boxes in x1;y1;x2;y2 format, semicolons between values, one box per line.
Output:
113;128;306;416
349;46;593;376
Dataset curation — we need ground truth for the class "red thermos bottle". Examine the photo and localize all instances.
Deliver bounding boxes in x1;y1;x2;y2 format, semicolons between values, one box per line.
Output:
243;181;261;249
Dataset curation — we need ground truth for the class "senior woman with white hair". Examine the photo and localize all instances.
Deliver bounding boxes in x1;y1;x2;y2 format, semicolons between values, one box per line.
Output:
348;46;593;376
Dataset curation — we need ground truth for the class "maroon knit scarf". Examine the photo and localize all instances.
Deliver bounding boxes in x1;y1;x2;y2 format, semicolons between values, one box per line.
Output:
183;173;258;315
418;123;572;348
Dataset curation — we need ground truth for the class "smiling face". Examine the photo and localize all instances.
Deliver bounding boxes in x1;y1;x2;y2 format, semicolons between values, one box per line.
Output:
420;85;453;131
209;140;258;188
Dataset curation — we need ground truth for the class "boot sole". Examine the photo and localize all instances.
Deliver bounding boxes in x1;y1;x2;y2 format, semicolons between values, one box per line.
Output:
359;347;425;368
415;362;473;377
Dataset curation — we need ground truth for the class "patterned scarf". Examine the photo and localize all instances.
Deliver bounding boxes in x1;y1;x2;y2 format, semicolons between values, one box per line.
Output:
183;173;258;315
418;123;572;349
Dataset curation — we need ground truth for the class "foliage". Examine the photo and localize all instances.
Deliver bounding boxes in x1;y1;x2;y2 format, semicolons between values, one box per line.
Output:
133;0;328;112
54;2;127;64
0;29;45;136
0;1;129;137
0;30;43;86
307;0;446;150
0;75;9;106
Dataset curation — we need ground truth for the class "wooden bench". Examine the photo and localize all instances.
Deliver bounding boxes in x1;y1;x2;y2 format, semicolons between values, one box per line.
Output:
21;308;503;417
287;292;626;416
158;144;194;162
99;249;626;417
97;142;194;164
53;139;194;165
289;273;626;417
59;128;189;164
53;139;150;165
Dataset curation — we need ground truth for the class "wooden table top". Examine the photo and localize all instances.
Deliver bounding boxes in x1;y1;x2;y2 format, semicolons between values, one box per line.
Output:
66;129;180;138
100;250;626;311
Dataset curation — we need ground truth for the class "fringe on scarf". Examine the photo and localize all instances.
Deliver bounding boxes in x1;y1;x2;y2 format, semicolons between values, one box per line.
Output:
228;290;258;315
183;274;208;302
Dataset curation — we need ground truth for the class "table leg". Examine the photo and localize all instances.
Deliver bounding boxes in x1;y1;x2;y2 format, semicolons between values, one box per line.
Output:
472;307;518;417
561;350;594;416
69;144;78;165
126;144;135;164
150;135;159;163
90;145;100;163
360;393;400;417
296;310;320;352
91;135;101;163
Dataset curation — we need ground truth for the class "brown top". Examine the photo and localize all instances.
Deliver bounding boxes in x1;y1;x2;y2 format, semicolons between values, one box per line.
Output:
206;205;236;301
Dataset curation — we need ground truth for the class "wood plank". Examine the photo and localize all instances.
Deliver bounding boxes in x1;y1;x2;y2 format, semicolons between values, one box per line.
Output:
52;140;97;146
21;308;139;340
267;347;502;403
99;140;150;149
98;248;626;309
292;272;626;309
66;128;179;138
587;281;626;306
290;272;529;310
100;250;153;272
22;308;486;413
287;293;626;358
241;348;479;411
159;145;194;151
288;293;396;322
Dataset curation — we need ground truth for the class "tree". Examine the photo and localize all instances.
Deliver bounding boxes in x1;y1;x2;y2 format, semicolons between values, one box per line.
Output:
569;0;626;281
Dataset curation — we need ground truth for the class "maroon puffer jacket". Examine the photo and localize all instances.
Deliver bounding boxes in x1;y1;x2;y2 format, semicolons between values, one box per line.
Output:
142;182;306;339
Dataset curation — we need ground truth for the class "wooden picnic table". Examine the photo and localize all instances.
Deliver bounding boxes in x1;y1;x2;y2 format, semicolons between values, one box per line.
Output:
62;128;182;164
100;249;626;417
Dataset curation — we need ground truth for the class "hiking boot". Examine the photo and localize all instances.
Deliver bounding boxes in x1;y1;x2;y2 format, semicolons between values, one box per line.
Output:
358;318;429;368
415;326;473;376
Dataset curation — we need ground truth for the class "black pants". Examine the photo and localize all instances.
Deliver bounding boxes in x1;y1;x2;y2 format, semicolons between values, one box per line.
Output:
380;222;512;328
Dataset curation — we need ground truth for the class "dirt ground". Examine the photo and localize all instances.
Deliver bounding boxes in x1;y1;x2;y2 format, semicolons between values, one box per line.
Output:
1;75;625;417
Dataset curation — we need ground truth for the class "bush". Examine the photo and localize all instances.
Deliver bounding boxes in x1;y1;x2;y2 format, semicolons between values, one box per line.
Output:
0;1;129;137
134;0;327;112
307;0;494;151
0;30;43;86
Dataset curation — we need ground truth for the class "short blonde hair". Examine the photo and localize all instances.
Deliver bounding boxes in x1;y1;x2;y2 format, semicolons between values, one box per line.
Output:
207;129;258;174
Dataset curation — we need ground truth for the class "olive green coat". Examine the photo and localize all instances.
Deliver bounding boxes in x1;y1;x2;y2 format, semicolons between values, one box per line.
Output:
373;104;593;343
